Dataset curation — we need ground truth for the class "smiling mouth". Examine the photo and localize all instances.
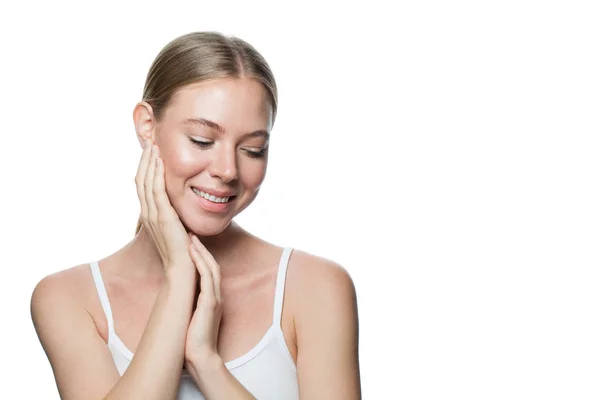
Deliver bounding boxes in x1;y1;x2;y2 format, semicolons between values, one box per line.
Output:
191;187;237;203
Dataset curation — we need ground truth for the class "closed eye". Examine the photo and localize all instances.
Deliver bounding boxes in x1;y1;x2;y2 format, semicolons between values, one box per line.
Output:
189;137;212;147
245;148;267;158
190;138;267;158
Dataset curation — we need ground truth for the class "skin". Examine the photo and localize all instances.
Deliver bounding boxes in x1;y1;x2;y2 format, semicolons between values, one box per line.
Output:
30;77;361;399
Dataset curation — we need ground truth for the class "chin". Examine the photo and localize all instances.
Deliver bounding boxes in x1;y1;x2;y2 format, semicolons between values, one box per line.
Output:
180;212;233;238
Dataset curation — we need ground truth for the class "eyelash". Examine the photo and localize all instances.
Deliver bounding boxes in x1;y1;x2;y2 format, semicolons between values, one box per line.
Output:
189;138;267;158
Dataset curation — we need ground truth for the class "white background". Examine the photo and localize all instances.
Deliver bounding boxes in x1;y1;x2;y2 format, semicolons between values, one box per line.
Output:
1;1;599;398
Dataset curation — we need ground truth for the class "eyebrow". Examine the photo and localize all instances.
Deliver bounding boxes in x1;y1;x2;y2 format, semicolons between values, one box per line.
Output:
181;117;270;140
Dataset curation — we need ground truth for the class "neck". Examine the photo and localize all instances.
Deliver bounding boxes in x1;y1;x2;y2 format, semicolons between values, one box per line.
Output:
117;219;252;279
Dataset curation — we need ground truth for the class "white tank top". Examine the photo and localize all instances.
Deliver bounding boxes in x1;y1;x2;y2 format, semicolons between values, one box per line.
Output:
89;247;299;399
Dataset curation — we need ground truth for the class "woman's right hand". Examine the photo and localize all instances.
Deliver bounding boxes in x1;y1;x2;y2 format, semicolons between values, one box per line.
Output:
135;139;195;275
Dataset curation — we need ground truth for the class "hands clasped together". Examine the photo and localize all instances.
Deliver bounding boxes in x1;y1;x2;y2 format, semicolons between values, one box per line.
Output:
135;138;224;369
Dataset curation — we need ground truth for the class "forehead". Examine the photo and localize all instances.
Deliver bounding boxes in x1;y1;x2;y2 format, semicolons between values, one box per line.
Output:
165;78;272;131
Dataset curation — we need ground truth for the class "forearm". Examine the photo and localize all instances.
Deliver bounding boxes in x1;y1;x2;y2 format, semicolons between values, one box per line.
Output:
105;269;196;400
186;354;256;400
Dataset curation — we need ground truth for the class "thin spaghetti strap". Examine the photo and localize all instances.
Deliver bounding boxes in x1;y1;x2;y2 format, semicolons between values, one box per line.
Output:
272;248;293;327
89;261;115;337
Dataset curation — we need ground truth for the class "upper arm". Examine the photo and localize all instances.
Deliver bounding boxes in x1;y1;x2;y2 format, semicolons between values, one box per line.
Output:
292;256;361;399
31;272;121;400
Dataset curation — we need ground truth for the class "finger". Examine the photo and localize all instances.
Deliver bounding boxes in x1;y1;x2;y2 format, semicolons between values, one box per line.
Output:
212;260;222;303
189;243;215;306
188;242;215;303
135;140;153;222
145;144;158;222
153;155;177;223
191;235;222;303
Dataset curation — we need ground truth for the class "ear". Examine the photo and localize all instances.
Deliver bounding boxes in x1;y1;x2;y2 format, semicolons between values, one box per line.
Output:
133;101;156;148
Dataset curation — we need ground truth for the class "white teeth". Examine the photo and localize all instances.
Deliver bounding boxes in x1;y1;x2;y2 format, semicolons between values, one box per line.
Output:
192;188;231;203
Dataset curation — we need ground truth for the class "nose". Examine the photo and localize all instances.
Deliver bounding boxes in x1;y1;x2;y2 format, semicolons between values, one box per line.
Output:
207;142;239;183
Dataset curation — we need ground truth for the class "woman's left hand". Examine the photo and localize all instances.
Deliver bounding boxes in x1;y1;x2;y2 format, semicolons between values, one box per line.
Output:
184;232;224;370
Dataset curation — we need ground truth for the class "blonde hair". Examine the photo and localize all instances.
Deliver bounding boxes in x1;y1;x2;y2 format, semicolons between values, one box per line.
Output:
134;31;278;235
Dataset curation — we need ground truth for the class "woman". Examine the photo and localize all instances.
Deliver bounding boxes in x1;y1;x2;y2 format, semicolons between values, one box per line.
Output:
31;31;360;399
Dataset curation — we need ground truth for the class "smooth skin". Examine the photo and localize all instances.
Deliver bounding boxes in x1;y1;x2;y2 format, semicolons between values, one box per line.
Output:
30;77;361;399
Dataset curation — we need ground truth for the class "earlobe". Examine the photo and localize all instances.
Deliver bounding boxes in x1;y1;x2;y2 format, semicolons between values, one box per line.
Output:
133;101;155;147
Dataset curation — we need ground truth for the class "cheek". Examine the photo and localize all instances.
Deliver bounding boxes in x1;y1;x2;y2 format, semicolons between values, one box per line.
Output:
161;145;207;200
240;160;268;188
163;143;207;178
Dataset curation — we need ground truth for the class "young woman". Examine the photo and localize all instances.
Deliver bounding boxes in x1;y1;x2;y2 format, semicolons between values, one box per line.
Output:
31;31;360;399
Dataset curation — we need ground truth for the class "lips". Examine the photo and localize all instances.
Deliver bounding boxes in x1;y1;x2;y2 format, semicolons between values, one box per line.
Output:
191;187;235;212
191;186;237;198
191;187;236;203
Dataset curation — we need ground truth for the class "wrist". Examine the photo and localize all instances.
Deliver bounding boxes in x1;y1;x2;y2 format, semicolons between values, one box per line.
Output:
185;354;226;389
162;269;197;301
164;263;197;284
187;352;224;382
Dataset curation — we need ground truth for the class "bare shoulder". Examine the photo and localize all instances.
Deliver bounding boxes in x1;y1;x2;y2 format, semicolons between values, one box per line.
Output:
31;264;90;315
286;249;358;325
287;248;357;300
31;263;97;316
30;263;97;341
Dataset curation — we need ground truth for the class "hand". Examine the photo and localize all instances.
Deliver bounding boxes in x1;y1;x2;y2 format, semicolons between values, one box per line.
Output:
135;139;195;275
184;233;224;368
